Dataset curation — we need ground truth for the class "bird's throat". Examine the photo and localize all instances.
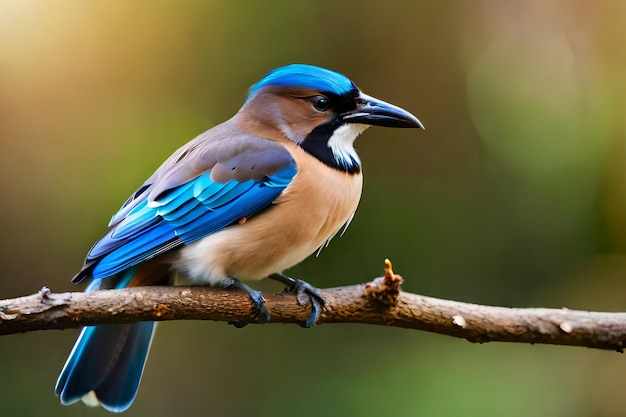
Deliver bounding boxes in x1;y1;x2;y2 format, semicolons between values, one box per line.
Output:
301;123;366;174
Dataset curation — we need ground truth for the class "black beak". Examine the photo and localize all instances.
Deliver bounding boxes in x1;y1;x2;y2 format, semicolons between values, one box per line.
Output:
341;93;424;129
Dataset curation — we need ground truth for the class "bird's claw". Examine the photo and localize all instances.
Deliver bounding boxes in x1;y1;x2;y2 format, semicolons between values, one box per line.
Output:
225;279;271;328
269;273;325;328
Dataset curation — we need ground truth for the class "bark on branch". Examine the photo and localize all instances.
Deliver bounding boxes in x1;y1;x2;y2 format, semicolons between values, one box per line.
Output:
1;260;625;352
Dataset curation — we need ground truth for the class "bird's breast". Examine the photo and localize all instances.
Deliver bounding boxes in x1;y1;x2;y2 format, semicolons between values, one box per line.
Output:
175;143;363;285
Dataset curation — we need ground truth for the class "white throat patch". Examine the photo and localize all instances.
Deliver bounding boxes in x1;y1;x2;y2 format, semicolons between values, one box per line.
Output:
327;123;369;166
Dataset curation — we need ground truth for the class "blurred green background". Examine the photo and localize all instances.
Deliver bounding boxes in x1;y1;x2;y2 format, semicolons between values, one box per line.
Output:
2;1;626;416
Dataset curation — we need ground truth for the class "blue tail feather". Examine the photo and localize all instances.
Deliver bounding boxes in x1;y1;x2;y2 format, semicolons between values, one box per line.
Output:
55;323;155;412
56;268;156;412
92;323;155;412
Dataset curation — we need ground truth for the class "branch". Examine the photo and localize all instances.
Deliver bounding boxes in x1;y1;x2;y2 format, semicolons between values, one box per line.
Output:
1;260;625;352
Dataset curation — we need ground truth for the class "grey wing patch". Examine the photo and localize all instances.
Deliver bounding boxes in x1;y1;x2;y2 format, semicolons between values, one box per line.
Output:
210;143;294;183
148;124;294;200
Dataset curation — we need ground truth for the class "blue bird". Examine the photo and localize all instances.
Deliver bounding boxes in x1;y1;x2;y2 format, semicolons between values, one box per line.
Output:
55;64;423;412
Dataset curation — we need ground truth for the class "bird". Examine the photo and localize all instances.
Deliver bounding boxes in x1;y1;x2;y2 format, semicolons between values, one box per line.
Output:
54;63;423;412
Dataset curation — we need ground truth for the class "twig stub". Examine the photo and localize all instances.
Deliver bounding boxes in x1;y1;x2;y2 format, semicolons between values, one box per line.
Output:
364;259;403;306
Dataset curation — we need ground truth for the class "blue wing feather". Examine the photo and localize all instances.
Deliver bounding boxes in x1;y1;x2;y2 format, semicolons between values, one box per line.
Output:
88;161;297;279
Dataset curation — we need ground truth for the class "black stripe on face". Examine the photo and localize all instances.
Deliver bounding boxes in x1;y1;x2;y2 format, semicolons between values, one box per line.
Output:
327;89;359;114
301;118;361;174
300;89;362;174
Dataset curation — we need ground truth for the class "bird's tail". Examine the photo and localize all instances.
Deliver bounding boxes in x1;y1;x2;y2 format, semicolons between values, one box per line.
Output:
55;267;156;413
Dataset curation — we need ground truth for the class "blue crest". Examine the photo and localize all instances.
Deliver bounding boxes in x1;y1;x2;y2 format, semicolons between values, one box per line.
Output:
248;64;356;98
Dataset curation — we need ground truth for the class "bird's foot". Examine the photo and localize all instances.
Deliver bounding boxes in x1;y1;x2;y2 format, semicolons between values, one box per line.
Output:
224;279;270;328
269;273;324;328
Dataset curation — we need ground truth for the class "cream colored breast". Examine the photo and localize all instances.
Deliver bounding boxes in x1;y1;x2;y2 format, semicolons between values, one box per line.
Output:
175;142;363;285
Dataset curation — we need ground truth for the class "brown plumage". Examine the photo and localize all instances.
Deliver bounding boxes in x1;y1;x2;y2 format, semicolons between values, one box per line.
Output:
174;133;363;284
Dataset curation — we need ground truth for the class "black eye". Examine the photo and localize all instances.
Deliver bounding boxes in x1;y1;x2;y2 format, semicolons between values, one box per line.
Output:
312;96;330;112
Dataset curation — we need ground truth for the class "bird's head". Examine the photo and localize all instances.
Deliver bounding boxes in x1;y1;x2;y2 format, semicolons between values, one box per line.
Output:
236;64;423;173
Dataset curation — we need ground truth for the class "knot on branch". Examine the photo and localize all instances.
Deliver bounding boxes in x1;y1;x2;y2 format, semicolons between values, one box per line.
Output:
0;286;56;322
364;259;403;306
39;286;52;300
153;303;169;318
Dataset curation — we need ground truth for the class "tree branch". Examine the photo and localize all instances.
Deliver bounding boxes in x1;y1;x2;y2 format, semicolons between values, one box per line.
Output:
1;260;625;352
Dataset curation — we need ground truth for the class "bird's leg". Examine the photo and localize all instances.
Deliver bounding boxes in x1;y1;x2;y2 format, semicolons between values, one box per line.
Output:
268;272;324;328
223;278;270;327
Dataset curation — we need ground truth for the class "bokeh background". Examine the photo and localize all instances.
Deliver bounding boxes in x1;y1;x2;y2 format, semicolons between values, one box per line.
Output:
2;1;626;416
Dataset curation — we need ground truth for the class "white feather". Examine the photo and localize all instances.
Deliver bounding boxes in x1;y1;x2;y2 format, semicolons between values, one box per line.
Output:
327;123;368;167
